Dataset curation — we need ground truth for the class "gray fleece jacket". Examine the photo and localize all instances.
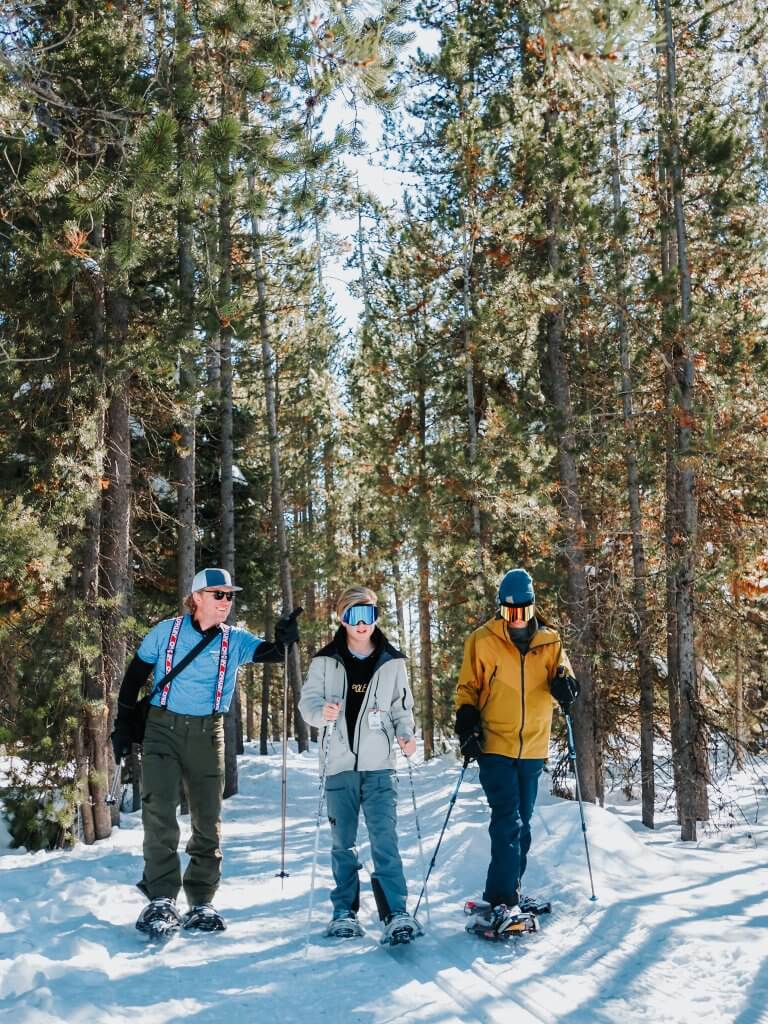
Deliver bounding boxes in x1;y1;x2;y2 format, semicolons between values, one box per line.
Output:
298;630;415;776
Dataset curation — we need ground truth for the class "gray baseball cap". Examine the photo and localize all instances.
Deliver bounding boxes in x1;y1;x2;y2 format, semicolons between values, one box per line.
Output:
191;568;242;592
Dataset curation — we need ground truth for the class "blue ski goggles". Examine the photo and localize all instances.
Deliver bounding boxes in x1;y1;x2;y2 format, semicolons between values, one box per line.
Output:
342;604;379;626
499;603;535;623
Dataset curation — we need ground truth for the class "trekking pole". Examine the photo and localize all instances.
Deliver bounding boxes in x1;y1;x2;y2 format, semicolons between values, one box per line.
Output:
414;757;469;919
405;753;431;925
564;710;597;901
277;643;290;884
305;717;336;952
276;607;303;886
105;763;123;806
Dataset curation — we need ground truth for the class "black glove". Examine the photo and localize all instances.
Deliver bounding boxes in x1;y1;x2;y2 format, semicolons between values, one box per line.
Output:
455;703;483;762
550;667;580;709
275;607;302;649
111;705;139;763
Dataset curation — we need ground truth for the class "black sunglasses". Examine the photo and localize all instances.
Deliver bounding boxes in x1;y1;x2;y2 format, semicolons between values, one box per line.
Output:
206;590;234;602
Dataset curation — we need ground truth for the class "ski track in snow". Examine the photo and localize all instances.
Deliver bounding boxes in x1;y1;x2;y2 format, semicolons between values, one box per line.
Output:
1;747;768;1024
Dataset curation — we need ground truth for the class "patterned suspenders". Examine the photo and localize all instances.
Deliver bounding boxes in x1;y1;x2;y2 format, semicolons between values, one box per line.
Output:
159;616;232;712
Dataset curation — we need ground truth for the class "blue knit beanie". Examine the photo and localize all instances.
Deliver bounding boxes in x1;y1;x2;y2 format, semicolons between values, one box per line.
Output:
497;569;535;606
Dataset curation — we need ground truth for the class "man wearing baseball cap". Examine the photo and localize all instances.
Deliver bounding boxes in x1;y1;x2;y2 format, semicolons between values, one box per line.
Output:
112;568;299;937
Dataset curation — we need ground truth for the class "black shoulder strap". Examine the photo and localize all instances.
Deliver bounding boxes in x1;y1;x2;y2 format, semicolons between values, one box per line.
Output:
148;626;221;703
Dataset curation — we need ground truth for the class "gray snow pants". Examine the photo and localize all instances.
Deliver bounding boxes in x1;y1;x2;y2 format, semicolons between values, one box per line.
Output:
325;769;407;918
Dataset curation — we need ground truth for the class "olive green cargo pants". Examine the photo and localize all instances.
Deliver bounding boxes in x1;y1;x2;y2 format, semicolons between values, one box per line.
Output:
138;706;225;907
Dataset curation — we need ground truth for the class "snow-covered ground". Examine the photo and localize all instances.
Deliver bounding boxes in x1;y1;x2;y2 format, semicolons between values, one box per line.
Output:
1;745;767;1024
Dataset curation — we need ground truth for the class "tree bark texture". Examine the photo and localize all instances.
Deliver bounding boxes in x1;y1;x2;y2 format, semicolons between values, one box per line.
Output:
218;179;240;799
416;333;434;759
543;111;598;804
661;0;706;840
174;0;196;603
253;225;308;751
95;263;132;841
609;92;656;828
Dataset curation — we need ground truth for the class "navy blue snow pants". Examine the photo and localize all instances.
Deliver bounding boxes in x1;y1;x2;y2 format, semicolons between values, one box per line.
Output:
478;753;545;908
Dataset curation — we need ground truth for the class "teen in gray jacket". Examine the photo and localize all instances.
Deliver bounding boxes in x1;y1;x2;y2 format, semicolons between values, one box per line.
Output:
298;584;422;944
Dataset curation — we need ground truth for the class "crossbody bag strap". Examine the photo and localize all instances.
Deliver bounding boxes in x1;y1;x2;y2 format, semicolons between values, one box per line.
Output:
152;619;222;708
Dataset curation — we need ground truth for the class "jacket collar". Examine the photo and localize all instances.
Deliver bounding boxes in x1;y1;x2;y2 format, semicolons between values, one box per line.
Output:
315;625;405;664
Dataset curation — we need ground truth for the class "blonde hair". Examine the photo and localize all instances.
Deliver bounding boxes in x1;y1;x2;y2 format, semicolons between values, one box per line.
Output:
336;585;377;620
183;593;197;614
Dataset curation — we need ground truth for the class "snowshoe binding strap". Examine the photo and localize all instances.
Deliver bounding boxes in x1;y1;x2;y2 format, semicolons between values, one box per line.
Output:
183;903;226;932
465;903;538;940
381;912;423;946
325;912;364;938
136;897;182;938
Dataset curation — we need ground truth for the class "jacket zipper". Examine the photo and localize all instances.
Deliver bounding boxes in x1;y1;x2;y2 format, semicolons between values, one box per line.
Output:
518;650;527;759
325;660;346;754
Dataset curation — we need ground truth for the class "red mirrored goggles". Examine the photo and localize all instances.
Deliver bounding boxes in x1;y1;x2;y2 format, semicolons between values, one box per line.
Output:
499;603;535;623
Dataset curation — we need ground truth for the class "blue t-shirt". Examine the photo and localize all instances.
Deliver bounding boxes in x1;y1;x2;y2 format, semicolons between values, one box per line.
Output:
137;614;263;716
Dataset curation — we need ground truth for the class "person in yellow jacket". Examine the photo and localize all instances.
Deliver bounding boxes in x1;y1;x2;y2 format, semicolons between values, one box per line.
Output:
455;568;579;934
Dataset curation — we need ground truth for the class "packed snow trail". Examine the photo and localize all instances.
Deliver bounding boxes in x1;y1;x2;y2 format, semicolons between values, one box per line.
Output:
1;745;767;1024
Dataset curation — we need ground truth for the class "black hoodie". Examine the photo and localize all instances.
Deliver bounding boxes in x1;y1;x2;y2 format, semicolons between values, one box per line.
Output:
331;626;387;741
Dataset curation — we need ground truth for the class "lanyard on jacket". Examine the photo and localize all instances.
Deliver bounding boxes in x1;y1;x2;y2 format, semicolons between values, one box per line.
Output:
159;616;231;712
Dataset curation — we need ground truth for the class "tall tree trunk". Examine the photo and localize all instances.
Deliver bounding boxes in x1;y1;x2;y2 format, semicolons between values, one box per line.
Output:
357;184;373;337
323;436;339;619
661;0;706;840
96;252;132;841
416;336;434;759
218;176;240;798
260;596;274;755
543;109;598;804
78;220;107;842
303;466;318;745
79;442;106;839
245;665;255;743
734;614;744;770
391;554;408;655
252;219;308;751
174;0;197;603
461;214;484;592
608;92;656;828
757;66;768;169
655;44;683;811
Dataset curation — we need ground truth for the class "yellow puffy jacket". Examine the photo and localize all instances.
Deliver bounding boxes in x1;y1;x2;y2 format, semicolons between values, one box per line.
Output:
455;617;573;760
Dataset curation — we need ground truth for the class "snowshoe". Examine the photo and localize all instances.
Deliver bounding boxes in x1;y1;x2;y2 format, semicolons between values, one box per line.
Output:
519;894;551;916
182;903;227;932
464;900;538;941
324;911;364;939
381;912;423;946
136;897;182;939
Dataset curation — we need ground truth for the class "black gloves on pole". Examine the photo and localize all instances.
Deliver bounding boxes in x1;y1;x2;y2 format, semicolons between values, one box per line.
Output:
455;703;483;762
275;606;302;649
550;666;581;710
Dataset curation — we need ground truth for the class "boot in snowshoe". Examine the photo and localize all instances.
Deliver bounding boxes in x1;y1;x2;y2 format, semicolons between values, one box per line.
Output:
136;897;182;939
324;910;364;938
381;911;423;946
519;894;551;915
182;903;227;932
464;900;538;940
